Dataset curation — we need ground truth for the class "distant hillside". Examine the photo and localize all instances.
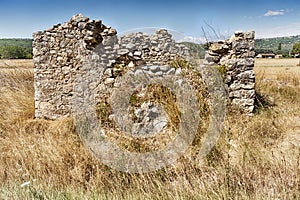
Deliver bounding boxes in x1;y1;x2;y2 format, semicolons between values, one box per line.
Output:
0;39;33;59
182;35;300;58
255;35;300;56
1;36;299;59
180;42;206;59
0;38;32;48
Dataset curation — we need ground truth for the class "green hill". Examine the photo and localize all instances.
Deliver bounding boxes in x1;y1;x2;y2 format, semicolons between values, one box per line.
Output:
255;35;300;56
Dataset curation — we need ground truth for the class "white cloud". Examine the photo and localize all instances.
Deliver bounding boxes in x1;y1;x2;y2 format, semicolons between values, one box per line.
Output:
177;36;206;44
256;22;300;38
263;10;285;17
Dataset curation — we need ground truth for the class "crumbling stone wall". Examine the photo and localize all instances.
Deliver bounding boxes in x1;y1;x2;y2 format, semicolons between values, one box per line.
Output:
33;14;256;119
33;14;118;119
205;31;256;113
33;14;189;119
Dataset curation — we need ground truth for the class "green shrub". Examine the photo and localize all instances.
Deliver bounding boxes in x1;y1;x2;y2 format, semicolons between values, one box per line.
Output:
0;45;32;59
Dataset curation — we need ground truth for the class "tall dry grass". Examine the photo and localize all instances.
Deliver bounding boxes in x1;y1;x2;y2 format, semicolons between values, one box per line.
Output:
0;60;299;199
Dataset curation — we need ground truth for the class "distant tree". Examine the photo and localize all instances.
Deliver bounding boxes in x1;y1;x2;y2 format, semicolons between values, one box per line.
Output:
2;46;20;58
203;42;212;50
278;43;282;51
0;45;33;59
278;49;291;58
255;48;274;55
292;42;300;54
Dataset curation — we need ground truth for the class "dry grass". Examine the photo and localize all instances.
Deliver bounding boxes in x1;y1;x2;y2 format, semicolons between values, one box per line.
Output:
0;59;299;199
0;59;33;69
255;58;300;79
255;58;300;68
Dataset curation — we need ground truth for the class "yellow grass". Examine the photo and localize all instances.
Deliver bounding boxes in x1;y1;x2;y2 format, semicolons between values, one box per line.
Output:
255;58;300;80
0;59;299;199
0;59;33;69
255;58;300;68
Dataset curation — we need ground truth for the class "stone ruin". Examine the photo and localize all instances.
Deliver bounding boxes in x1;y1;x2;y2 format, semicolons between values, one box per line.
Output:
206;31;256;113
32;14;256;121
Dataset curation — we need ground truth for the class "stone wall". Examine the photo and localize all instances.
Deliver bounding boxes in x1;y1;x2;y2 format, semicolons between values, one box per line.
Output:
205;31;256;114
33;14;256;119
33;14;190;119
33;14;118;119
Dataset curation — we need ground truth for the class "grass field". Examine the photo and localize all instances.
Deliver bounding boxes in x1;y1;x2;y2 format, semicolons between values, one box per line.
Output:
255;58;300;79
0;59;33;69
0;58;299;199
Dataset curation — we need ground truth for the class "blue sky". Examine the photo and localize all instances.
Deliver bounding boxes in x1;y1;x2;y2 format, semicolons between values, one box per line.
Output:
1;0;300;41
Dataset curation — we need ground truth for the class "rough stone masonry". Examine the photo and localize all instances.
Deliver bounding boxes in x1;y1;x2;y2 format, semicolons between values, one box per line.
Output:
33;14;256;119
206;31;256;113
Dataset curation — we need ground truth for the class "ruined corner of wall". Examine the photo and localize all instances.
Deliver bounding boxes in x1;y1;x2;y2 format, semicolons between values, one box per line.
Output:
32;14;117;119
204;30;256;114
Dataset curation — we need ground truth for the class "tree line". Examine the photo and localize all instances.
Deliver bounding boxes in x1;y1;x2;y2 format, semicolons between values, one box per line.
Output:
1;38;300;59
0;39;33;59
292;42;300;56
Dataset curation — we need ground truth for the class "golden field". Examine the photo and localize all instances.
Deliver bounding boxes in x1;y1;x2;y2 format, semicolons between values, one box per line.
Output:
0;58;299;199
